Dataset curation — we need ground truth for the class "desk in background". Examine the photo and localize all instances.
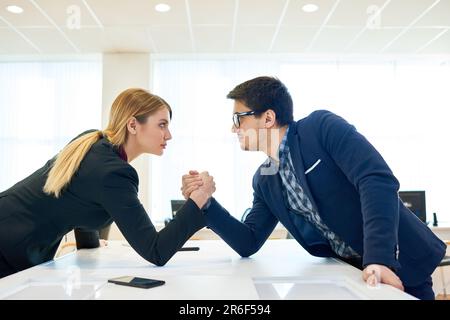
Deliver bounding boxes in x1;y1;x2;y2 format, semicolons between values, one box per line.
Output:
429;223;450;298
430;223;450;241
0;240;414;300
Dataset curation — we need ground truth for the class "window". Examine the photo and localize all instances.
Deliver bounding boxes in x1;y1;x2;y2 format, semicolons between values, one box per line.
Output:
150;57;450;223
0;59;102;192
281;61;450;224
150;59;277;222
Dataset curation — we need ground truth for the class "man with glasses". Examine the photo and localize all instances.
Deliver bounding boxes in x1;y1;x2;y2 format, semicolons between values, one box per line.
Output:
182;76;446;300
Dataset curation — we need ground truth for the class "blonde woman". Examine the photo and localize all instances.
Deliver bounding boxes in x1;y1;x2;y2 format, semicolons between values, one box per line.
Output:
0;88;214;278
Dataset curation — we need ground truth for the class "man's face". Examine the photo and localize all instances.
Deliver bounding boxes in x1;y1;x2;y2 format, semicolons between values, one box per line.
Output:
231;101;264;151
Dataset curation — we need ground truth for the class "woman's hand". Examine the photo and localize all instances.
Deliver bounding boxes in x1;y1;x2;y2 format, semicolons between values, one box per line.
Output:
188;171;216;209
181;170;203;199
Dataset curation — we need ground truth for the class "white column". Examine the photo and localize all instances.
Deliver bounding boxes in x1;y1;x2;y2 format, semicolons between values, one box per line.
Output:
102;53;152;240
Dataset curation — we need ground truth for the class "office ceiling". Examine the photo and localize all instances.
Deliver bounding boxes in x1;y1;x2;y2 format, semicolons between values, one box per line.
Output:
0;0;449;55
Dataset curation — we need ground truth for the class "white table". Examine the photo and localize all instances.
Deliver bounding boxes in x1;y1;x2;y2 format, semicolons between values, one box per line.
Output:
0;239;414;300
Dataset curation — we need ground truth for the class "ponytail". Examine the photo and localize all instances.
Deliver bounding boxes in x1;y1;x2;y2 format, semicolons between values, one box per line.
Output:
43;130;103;198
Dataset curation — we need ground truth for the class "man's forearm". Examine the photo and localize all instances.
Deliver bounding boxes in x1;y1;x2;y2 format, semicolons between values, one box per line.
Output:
204;199;261;257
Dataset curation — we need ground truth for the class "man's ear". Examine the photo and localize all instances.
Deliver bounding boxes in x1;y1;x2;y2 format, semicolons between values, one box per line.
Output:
127;117;137;135
264;109;277;129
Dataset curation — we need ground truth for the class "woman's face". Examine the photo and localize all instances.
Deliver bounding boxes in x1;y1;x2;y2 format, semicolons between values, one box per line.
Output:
136;107;172;156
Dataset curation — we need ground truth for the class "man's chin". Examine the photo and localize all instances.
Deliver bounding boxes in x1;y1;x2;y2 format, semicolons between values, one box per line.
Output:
240;143;254;151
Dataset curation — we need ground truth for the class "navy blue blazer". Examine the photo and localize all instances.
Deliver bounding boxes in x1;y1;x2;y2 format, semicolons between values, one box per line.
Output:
204;110;446;286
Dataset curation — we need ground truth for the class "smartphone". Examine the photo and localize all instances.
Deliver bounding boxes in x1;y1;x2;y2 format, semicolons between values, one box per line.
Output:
178;246;200;251
108;276;165;289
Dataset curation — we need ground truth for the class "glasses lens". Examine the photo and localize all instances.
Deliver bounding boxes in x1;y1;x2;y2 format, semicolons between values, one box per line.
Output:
233;114;239;128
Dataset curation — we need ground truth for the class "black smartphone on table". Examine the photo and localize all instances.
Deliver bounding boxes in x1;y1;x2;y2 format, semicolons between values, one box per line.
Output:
108;276;165;289
178;246;200;251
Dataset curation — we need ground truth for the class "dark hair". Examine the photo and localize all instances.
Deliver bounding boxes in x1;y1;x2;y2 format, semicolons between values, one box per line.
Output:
227;76;294;126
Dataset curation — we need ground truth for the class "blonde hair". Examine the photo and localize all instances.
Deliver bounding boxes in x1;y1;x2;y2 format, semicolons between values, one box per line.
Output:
43;88;171;198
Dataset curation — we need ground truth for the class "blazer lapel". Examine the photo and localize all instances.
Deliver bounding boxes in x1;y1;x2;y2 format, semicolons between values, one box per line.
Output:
287;124;319;213
262;172;310;247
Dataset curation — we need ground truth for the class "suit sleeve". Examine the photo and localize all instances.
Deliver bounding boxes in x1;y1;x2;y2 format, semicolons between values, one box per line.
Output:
314;110;401;270
204;176;278;257
100;167;206;266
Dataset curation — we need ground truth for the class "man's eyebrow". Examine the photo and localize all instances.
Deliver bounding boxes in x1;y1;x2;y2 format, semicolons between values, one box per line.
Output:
159;119;169;123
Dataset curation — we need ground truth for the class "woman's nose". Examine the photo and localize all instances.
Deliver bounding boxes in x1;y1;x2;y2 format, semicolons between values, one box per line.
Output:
166;129;172;140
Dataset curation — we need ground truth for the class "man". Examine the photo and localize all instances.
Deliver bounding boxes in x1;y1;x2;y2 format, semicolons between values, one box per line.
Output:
182;76;446;300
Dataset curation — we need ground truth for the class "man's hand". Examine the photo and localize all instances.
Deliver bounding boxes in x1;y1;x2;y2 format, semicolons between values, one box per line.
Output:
362;264;404;291
186;171;216;209
181;170;203;199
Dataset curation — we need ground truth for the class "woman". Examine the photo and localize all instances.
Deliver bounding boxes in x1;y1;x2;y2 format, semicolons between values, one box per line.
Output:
0;88;213;278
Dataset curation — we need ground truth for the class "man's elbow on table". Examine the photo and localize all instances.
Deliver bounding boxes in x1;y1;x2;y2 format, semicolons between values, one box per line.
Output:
235;245;259;258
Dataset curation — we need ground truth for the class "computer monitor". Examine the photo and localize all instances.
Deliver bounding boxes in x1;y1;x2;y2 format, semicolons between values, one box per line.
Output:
171;200;186;218
399;191;426;223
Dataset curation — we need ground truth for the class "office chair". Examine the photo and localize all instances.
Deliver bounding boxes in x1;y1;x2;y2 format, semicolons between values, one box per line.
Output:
55;226;111;258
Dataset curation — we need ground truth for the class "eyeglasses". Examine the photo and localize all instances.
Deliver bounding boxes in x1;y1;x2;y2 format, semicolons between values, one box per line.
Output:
232;111;259;128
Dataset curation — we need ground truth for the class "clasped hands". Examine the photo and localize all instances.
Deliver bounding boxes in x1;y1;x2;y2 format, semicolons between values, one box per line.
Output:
181;170;215;209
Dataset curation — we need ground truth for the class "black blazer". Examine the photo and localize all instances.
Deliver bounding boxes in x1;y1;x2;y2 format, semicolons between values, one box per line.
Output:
0;130;206;273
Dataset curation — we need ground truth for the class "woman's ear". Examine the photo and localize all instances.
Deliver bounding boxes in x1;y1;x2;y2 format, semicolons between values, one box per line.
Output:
264;109;277;129
127;117;137;135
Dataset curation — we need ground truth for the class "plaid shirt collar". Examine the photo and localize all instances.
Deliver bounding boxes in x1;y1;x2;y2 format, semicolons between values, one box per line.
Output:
278;125;290;166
